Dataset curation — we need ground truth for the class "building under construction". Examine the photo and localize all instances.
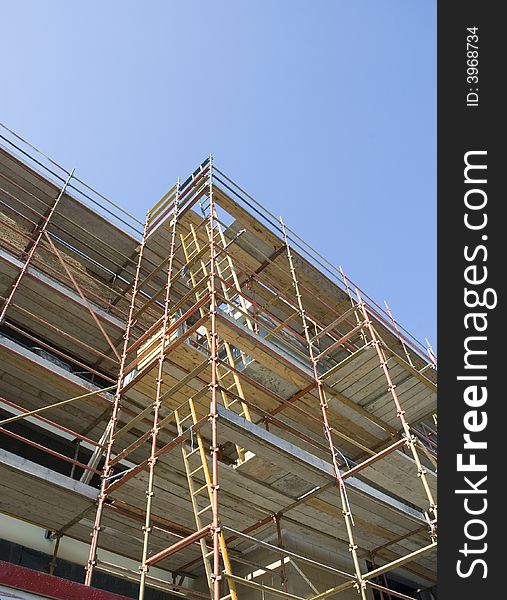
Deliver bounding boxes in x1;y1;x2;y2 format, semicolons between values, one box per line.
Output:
0;126;437;600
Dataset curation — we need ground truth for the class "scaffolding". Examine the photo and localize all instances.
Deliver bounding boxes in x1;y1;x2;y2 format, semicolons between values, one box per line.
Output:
0;125;437;600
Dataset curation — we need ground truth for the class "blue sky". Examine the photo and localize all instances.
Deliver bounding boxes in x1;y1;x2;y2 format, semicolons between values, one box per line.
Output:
1;0;436;348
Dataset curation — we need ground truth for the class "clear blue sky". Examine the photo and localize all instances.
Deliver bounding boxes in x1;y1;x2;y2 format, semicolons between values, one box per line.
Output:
1;0;436;348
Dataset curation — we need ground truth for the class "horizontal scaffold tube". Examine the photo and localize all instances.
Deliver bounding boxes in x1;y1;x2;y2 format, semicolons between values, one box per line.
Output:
145;525;212;567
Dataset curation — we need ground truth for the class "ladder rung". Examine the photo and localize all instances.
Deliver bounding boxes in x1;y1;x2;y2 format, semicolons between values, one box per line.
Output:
197;504;212;516
192;484;208;496
203;550;215;558
187;447;200;457
179;413;194;424
189;465;204;476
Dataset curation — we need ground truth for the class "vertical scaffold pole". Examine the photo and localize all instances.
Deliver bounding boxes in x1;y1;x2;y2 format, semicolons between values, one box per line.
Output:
208;156;221;600
425;337;438;368
0;168;75;324
339;266;367;346
138;180;180;599
84;210;150;586
384;300;414;368
280;220;367;599
273;514;288;593
356;291;437;536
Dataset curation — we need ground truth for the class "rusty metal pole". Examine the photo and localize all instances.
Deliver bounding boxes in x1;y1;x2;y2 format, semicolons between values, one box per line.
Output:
273;514;289;593
48;532;63;576
138;181;180;599
339;265;367;346
356;291;437;537
384;300;414;367
43;232;121;361
280;220;367;599
84;212;150;586
208;156;222;600
0;168;74;324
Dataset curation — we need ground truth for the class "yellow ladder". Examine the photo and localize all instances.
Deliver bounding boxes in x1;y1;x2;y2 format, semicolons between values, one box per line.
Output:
175;399;238;600
208;220;254;333
180;222;253;463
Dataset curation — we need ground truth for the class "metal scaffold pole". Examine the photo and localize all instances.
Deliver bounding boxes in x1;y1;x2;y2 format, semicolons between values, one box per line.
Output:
138;179;181;599
384;300;414;368
208;155;222;600
274;514;289;593
0;168;75;324
84;210;151;586
173;161;238;600
280;219;367;600
356;291;438;537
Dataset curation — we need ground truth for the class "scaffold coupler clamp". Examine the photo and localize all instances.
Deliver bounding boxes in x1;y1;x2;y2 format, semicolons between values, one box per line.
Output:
404;433;416;447
425;511;438;541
